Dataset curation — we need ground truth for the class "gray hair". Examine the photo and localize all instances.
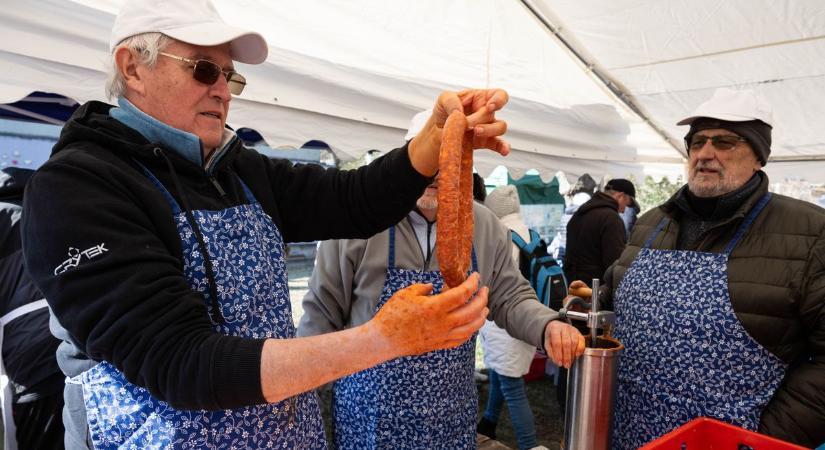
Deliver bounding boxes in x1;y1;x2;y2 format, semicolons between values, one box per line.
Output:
105;32;173;99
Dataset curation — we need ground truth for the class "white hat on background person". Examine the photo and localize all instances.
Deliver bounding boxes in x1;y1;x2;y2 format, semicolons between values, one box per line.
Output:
485;185;521;219
404;109;432;140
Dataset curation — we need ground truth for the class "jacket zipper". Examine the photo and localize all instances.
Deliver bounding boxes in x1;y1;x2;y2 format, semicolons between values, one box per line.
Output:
209;176;227;198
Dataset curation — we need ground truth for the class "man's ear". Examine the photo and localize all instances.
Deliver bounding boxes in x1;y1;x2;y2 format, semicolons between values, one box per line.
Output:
114;47;145;96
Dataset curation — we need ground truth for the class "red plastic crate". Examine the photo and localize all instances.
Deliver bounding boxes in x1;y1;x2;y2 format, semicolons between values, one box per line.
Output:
639;417;808;449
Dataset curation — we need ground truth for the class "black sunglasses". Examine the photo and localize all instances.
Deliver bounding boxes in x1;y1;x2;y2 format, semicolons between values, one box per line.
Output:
159;52;247;95
685;134;747;152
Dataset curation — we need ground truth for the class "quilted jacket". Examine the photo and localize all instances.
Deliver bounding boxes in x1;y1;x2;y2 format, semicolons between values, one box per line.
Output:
602;171;825;447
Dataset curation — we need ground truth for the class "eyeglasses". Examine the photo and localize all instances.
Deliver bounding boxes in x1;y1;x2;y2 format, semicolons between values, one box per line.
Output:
685;134;747;152
159;52;247;95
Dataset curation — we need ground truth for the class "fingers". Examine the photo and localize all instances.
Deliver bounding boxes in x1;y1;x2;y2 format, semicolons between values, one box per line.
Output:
472;136;511;156
562;327;576;368
486;89;509;112
472;120;507;139
457;88;509;113
447;286;488;323
576;335;586;356
446;303;489;342
396;282;434;298
440;287;489;348
433;272;480;310
547;323;563;368
545;321;585;369
435;91;464;124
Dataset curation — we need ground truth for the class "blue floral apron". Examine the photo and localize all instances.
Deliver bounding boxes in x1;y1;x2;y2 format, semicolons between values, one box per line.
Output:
333;225;478;450
74;167;326;449
612;193;788;449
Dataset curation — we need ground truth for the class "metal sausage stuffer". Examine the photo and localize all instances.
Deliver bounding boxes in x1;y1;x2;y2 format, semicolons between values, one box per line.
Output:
559;279;623;450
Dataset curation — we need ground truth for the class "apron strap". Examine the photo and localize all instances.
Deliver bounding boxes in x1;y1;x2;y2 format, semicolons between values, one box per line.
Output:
388;226;477;274
644;218;670;249
134;160;258;209
388;226;397;270
724;192;772;255
236;177;258;204
0;299;47;450
132;160;183;215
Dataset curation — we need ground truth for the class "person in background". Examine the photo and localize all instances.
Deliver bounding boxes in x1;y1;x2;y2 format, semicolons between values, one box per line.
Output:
619;196;640;239
548;174;596;261
0;167;64;450
476;185;547;450
297;113;583;450
20;0;512;448
563;178;635;287
591;88;825;448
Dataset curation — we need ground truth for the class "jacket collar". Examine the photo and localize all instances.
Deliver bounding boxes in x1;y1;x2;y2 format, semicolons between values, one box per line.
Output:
662;171;769;224
110;97;236;171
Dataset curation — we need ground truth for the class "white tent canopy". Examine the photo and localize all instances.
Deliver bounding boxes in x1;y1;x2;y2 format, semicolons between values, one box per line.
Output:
2;0;823;183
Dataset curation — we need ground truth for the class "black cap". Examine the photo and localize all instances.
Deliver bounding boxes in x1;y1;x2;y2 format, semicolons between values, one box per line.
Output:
685;118;772;166
604;178;636;198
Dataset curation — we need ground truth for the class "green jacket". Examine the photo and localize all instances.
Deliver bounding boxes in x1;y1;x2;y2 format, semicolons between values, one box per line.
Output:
603;172;825;447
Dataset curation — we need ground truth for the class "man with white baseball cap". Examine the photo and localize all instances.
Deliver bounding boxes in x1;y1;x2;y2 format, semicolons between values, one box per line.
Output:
21;0;515;448
570;87;825;448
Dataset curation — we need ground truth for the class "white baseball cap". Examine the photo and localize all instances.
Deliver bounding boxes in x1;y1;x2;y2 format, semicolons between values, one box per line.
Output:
110;0;268;64
677;88;774;127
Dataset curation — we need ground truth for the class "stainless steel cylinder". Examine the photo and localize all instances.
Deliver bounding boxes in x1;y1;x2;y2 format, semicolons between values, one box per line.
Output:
561;336;623;450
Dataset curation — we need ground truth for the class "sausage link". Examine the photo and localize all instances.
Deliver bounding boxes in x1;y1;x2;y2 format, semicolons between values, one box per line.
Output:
436;111;474;289
458;130;474;275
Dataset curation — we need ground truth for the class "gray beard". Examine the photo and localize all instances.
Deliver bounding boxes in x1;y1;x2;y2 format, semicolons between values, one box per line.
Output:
688;178;737;197
689;181;725;197
416;197;438;211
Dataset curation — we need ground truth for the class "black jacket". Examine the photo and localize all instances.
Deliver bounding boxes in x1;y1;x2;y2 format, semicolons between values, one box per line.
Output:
21;101;431;411
603;173;825;447
0;168;62;402
563;191;627;286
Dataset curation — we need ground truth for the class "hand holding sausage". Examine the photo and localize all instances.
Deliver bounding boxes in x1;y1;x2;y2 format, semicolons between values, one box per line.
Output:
408;89;510;177
368;272;488;357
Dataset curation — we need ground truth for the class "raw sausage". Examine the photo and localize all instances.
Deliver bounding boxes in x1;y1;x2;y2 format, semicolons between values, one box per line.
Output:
437;111;474;288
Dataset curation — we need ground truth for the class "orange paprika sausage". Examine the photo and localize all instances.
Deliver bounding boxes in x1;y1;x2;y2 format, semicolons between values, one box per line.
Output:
437;110;474;289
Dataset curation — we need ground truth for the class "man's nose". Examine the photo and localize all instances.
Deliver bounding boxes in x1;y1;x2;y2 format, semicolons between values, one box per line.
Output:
694;139;717;159
210;74;232;103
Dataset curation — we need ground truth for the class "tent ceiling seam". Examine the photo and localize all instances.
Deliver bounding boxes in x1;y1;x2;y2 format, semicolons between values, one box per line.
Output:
518;0;687;159
608;34;825;71
632;72;825;98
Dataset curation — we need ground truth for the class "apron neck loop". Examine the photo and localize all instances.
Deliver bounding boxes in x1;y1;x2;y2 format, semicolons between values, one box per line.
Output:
723;192;772;255
643;192;772;255
644;218;670;249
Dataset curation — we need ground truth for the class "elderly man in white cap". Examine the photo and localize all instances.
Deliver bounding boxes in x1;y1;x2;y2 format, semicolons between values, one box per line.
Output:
577;88;825;448
20;1;516;448
297;116;583;449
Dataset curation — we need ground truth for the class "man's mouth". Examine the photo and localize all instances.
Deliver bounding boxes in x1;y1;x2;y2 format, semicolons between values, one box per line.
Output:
200;112;222;120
